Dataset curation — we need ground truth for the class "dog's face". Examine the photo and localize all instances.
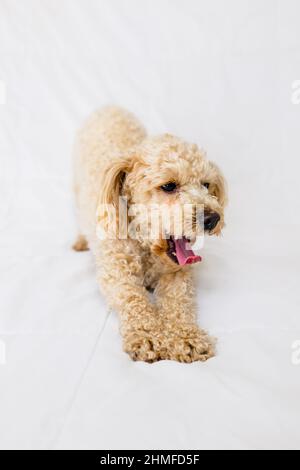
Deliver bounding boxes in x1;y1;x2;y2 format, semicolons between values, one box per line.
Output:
98;134;227;267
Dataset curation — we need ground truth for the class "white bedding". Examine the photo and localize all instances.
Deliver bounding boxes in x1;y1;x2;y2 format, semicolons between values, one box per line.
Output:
0;0;299;450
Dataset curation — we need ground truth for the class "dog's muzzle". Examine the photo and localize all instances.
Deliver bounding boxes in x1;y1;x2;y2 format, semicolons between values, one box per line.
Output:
204;211;220;232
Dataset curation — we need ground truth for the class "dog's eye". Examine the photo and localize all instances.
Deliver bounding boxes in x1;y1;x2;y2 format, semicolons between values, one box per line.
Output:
160;182;177;193
203;182;210;189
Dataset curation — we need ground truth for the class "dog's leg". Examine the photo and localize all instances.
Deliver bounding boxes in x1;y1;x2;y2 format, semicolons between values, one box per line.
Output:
154;270;215;362
116;285;162;363
72;234;89;252
96;244;166;362
103;281;162;362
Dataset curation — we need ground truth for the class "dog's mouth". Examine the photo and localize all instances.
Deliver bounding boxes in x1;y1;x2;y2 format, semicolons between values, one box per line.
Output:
167;236;202;266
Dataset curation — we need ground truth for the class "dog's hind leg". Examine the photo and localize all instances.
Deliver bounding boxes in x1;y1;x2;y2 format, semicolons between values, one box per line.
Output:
72;234;89;252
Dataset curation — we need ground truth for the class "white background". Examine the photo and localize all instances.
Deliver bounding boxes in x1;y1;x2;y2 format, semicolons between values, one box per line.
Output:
0;0;300;450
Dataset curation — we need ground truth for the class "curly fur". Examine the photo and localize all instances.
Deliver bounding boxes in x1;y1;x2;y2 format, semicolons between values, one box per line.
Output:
73;106;227;363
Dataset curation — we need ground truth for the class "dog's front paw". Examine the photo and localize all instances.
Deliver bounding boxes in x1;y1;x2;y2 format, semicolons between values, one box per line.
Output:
163;325;215;363
123;326;215;363
123;329;167;363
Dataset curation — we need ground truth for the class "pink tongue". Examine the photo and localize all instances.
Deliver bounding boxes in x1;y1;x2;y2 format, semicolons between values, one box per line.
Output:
174;238;202;266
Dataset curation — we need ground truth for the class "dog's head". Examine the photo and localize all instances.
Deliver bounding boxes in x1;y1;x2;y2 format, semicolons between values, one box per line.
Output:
97;134;227;267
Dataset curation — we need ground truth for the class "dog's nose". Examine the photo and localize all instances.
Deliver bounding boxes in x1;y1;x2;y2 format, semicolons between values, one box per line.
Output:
204;211;220;231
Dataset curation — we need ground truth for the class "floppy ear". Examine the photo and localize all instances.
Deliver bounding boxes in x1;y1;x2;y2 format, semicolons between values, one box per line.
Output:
98;155;132;207
209;162;228;208
96;154;133;235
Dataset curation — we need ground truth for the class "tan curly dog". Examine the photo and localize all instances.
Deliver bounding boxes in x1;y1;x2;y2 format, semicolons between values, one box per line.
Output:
73;106;227;363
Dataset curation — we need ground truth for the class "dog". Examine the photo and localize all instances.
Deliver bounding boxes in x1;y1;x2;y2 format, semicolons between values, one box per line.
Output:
73;106;227;363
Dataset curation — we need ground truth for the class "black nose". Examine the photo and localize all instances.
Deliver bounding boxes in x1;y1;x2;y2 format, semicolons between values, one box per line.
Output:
204;211;220;231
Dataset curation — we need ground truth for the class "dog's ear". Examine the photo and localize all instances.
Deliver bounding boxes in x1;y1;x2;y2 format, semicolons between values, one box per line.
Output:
96;153;134;236
98;154;132;207
209;162;228;208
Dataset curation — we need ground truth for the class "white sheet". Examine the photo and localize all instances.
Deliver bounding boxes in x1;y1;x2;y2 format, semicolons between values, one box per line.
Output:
0;0;299;450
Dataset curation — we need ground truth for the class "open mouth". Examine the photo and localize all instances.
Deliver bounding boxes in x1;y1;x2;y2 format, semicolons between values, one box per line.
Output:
167;236;202;266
